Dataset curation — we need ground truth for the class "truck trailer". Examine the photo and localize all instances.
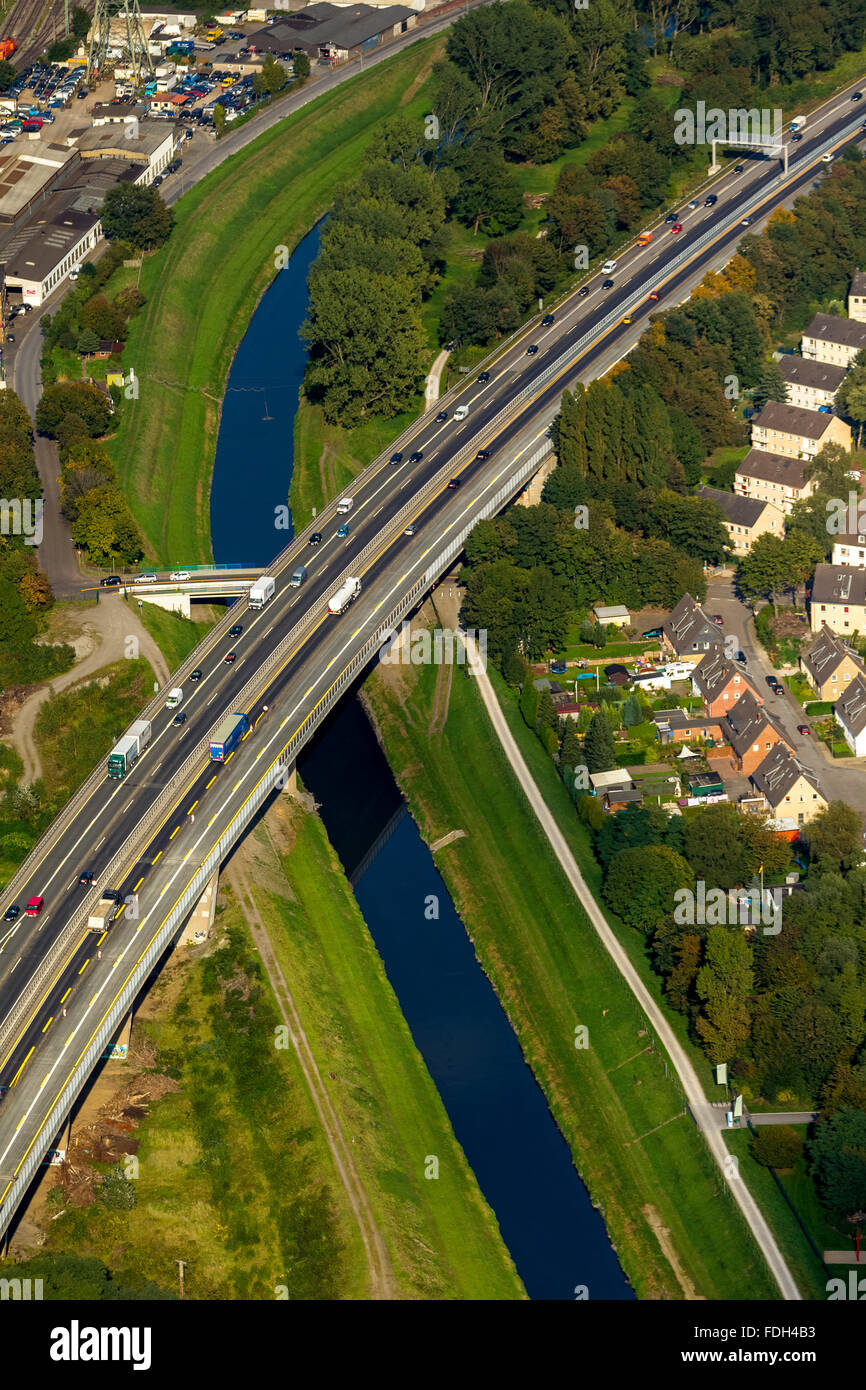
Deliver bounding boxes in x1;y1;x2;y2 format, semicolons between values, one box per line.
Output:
107;718;152;778
248;575;275;609
88;897;123;933
209;711;249;761
328;576;361;615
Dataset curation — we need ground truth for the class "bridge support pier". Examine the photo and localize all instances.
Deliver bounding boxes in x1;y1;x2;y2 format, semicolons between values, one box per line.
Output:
515;454;556;508
178;868;219;947
278;763;298;797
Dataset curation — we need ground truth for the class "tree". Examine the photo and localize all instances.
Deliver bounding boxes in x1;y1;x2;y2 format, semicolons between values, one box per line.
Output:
684;803;748;889
750;1126;804;1170
751;362;788;413
695;925;753;1062
77;328;100;356
213;103;226;136
99;183;173;251
35;383;112;439
519;677;540;729
603;844;694;934
805;801;863;872
584;709;615;772
809;1108;866;1223
450;142;523;236
0;60;16;92
71;4;90;39
293;50;310;82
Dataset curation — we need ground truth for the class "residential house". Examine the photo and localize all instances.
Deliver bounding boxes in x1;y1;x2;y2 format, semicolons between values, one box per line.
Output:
750;400;851;459
652;710;724;745
799;624;866;700
661;594;724;663
831;517;866;568
801;312;866;368
697;484;785;555
691;649;763;718
835;673;866;756
723;691;794;775
810;564;866;634
776;355;847;411
734;449;817;515
749;745;827;825
849;269;866;324
592;604;630;628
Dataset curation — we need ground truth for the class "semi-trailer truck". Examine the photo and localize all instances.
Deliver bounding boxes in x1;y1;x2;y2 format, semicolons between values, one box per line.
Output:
328;576;361;615
209;711;249;761
107;718;152;778
248;575;275;609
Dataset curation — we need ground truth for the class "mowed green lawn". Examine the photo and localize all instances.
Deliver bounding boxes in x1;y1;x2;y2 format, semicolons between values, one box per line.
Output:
364;654;783;1299
110;37;447;565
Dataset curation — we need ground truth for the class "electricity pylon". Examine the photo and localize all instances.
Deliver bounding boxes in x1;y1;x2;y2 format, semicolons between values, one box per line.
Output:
87;0;155;84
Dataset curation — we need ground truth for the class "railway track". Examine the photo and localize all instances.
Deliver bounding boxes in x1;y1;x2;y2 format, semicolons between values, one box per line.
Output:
0;0;88;66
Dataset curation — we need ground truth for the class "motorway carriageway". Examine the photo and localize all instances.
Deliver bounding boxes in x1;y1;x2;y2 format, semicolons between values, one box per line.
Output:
0;90;864;1174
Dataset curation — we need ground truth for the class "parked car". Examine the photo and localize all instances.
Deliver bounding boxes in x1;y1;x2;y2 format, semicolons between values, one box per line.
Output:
100;575;122;586
766;675;783;694
712;614;724;626
641;627;663;639
797;724;811;735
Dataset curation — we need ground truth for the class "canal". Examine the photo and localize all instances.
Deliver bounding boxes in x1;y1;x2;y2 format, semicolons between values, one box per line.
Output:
210;226;631;1301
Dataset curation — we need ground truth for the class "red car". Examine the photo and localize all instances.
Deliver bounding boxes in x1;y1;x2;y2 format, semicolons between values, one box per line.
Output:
670;222;682;234
712;614;724;626
25;896;44;916
648;291;660;301
797;724;811;736
224;651;236;663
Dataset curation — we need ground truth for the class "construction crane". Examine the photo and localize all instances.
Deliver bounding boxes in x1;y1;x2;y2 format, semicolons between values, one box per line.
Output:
87;0;154;84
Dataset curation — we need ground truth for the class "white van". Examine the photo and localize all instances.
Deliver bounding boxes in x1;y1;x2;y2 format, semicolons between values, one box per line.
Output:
601;259;618;274
165;686;184;708
336;496;354;515
454;405;469;421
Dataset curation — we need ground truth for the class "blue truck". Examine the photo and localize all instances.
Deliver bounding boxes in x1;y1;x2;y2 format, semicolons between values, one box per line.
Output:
209;711;248;761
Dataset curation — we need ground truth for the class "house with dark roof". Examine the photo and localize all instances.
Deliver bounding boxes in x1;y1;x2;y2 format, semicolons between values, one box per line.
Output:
835;673;866;756
749;745;827;825
652;710;724;745
750;399;851;458
802;312;866;368
810;564;866;634
777;355;847;410
799;625;865;700
849;269;866;324
722;690;794;775
691;649;762;718
734;448;816;514
697;484;784;555
661;594;723;662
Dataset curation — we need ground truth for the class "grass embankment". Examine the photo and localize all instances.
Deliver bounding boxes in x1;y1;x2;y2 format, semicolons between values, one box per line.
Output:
42;799;523;1299
364;649;800;1298
135;602;219;673
109;36;447;565
33;658;154;802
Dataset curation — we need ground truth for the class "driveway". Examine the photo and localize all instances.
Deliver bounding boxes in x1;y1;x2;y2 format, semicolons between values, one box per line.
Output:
704;574;866;822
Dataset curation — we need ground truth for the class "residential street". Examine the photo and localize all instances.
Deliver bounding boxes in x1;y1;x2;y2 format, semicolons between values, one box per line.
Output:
704;573;866;821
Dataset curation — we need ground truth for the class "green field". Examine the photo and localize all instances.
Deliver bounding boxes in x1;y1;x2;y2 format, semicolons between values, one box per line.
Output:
363;651;785;1299
109;36;449;564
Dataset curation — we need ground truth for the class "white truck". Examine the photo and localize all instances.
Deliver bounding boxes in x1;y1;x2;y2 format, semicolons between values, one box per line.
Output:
248;575;275;609
336;496;354;515
88;896;122;933
165;686;183;708
107;718;152;779
328;576;361;615
790;115;807;132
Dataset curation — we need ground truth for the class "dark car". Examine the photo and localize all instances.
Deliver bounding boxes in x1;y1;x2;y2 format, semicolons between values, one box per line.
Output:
78;870;94;885
3;905;19;922
100;575;122;586
526;344;539;355
766;675;783;694
309;531;323;545
408;451;423;464
189;667;203;682
390;451;403;464
76;87;88;98
229;623;243;637
641;626;663;639
705;193;718;206
477;370;491;382
791;132;802;142
797;724;811;736
447;478;462;489
435;410;448;423
664;212;678;223
173;711;187;725
852;91;863;100
578;286;589;297
736;651;747;665
602;278;614;289
476;448;491;461
101;889;122;902
734;164;744;173
225;651;237;663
